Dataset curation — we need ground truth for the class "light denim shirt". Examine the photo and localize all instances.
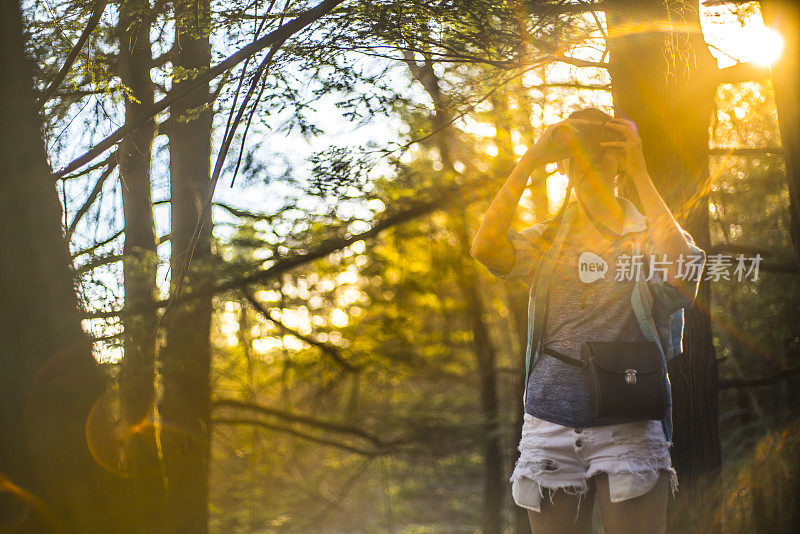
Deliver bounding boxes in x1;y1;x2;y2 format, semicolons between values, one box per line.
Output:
486;197;706;445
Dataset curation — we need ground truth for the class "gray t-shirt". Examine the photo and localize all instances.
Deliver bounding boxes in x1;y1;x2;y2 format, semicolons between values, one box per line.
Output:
524;227;648;428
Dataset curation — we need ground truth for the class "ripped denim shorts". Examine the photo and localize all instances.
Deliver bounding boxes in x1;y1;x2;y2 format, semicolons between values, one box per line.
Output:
510;414;678;515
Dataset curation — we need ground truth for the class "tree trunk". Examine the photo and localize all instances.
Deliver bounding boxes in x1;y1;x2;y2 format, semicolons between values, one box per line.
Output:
402;53;506;533
0;1;127;531
452;212;505;534
605;0;721;489
760;0;800;271
161;0;214;531
117;0;164;528
119;0;158;438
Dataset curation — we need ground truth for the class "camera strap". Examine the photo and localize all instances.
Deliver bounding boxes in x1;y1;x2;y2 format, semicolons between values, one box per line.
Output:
569;157;624;243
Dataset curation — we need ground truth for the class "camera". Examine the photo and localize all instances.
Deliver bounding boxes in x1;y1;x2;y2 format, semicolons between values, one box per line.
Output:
548;121;626;164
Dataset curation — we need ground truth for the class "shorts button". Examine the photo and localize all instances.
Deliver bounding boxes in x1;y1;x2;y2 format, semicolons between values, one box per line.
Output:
575;439;583;448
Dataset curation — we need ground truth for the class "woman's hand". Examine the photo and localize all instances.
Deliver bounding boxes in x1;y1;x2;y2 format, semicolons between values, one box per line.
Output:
528;118;598;163
599;118;649;179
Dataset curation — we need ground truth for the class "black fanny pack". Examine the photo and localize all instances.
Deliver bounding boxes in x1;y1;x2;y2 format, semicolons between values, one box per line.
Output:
542;342;666;421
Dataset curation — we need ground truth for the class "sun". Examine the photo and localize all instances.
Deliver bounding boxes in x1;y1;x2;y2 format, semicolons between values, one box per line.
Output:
738;24;784;66
701;4;785;68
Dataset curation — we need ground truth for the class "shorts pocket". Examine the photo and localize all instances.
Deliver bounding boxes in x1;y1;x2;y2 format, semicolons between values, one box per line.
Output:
607;470;661;502
512;477;543;512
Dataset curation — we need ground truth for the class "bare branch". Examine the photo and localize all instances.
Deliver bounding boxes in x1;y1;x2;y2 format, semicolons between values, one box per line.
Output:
214;201;279;221
213;417;399;456
66;158;117;241
150;47;175;68
53;0;347;178
759;262;799;274
716;62;771;85
71;229;123;258
707;244;773;257
37;0;109;110
511;82;612;91
82;171;492;319
57;151;117;182
243;289;361;371
156;38;284;335
719;364;800;388
530;1;609;16
212;398;402;448
705;244;797;273
73;253;124;275
708;147;784;156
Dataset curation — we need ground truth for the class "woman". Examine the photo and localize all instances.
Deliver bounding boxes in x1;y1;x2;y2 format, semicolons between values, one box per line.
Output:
470;107;705;533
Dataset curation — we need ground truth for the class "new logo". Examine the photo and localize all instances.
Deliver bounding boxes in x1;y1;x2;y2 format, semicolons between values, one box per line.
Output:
578;251;607;283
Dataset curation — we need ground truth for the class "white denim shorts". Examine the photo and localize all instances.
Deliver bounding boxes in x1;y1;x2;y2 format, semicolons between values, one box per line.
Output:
510;414;678;515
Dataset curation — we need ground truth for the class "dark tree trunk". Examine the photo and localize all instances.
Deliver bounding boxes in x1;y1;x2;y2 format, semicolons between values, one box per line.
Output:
452;212;505;534
760;0;800;271
403;54;507;534
0;1;127;531
160;0;214;532
116;0;164;528
119;0;158;436
605;0;721;490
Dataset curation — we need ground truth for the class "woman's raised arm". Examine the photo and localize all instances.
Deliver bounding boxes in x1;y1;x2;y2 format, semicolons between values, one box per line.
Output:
470;121;576;275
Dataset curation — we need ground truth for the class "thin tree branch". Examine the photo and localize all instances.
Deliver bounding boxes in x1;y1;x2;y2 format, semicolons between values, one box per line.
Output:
212;417;390;456
708;147;784;156
759;262;799;273
214;201;279;220
212;398;401;447
707;244;773;257
705;244;798;273
719;363;800;388
57;150;117;182
303;457;373;526
74;253;124;274
37;0;109;110
242;288;361;371
149;199;278;220
53;0;347;178
719;409;751;423
81;170;492;319
716;62;771;85
66;158;117;241
510;82;612;91
329;43;607;70
150;47;175;68
71;229;123;258
211;181;488;294
529;1;608;16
